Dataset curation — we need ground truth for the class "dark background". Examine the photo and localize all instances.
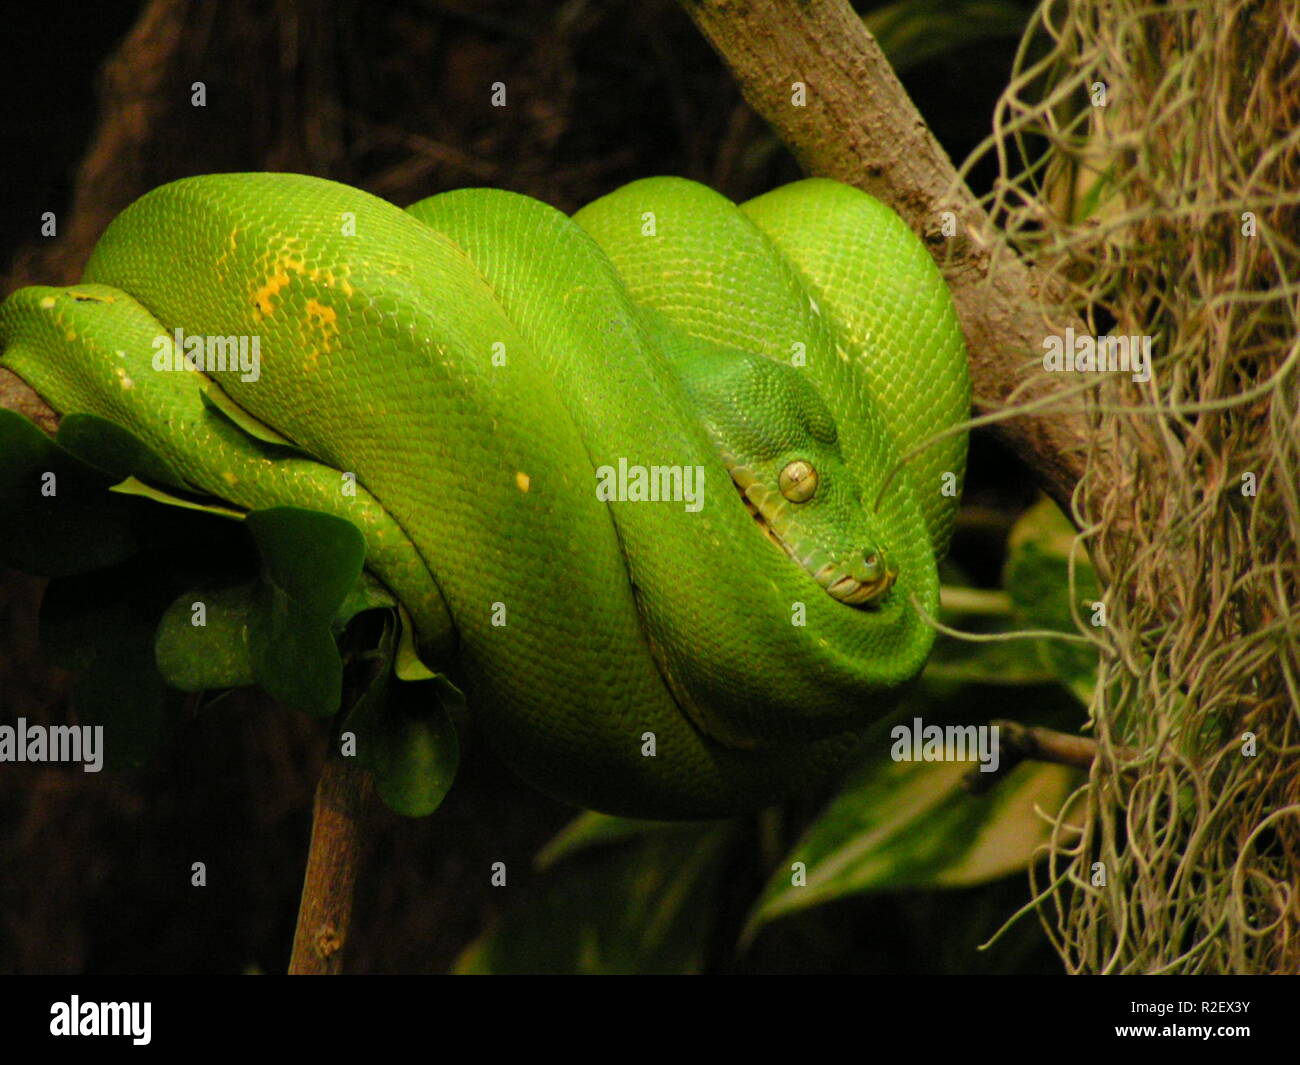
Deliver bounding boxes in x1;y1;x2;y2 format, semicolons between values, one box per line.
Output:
0;0;1046;973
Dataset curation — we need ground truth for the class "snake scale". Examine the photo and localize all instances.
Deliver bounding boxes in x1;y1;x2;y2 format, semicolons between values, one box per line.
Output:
0;173;969;818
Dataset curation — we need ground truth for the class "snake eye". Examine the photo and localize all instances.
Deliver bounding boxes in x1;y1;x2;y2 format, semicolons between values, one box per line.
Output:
779;459;818;503
862;552;882;581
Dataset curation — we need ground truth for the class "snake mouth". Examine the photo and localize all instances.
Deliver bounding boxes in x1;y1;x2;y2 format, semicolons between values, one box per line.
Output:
736;479;788;554
822;568;896;606
730;472;897;609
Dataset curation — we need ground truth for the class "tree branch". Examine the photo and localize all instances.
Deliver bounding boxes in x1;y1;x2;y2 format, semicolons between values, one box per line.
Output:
288;751;376;974
678;0;1097;517
964;719;1137;793
0;368;57;435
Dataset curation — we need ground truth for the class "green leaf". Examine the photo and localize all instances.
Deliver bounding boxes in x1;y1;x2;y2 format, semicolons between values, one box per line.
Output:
199;380;306;452
156;570;402;696
56;412;189;492
1003;498;1103;704
745;688;1083;938
244;507;366;715
394;602;436;681
108;475;244;519
865;0;1029;74
536;811;695;871
155;582;257;691
453;821;736;974
339;612;459;817
0;408;143;576
367;695;459;818
1074;161;1120;224
331;572;397;635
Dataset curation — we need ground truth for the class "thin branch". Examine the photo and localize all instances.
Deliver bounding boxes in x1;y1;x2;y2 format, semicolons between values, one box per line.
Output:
288;751;376;975
964;719;1136;793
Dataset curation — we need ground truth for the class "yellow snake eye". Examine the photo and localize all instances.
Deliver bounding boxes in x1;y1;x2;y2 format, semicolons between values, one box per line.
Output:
779;459;818;503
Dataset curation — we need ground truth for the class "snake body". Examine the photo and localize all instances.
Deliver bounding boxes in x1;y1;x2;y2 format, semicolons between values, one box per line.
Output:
0;174;969;818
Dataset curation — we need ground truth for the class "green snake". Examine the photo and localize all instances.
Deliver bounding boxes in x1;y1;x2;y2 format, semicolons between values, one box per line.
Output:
0;173;969;818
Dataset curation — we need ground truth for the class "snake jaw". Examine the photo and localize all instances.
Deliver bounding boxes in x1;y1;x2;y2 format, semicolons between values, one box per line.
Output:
737;480;788;553
729;470;896;609
823;566;897;607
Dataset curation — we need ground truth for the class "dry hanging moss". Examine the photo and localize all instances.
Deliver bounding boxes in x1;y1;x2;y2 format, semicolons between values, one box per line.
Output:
961;0;1300;973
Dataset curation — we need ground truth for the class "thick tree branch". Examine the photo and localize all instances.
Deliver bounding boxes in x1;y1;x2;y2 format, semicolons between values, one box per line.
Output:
678;0;1096;517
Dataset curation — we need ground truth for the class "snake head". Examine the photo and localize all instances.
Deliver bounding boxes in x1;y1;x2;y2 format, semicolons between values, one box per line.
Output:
675;344;898;610
730;458;897;609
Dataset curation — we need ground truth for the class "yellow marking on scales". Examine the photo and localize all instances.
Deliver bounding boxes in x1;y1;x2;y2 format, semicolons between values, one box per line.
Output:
515;471;531;493
214;228;242;282
252;268;294;319
251;245;351;320
301;298;340;370
39;296;57;310
304;299;338;328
